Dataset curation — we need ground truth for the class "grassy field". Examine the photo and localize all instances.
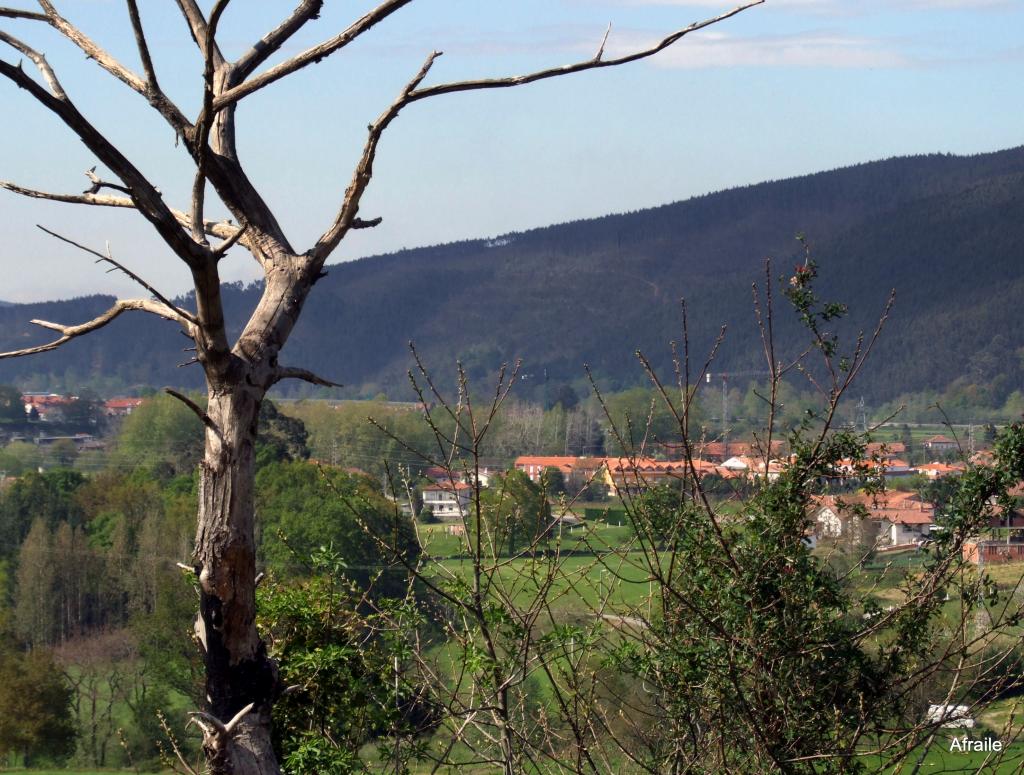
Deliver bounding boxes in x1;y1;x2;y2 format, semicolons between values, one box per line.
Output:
415;519;637;559
430;551;653;613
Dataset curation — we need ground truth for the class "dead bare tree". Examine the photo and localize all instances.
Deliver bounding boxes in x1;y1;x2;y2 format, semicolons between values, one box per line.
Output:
0;1;763;772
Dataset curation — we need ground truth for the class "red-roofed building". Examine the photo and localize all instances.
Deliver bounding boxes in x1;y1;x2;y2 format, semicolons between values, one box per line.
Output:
21;392;74;421
602;457;725;495
914;461;966;480
514;456;605;491
810;490;935;547
104;397;145;417
515;456;576;482
865;441;908;460
666;439;786;463
922;435;958;453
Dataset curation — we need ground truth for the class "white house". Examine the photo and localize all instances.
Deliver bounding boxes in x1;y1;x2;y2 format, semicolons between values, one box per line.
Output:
810;491;935;547
926;704;974;729
421;481;472;520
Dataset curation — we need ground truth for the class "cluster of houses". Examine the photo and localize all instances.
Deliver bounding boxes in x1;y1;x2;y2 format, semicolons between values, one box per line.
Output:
20;392;144;422
412;438;1024;566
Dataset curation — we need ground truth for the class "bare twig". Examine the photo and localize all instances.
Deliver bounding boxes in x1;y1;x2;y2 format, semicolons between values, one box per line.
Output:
0;298;191;358
164;388;223;441
271;365;343;389
35;225;197;324
216;0;415;109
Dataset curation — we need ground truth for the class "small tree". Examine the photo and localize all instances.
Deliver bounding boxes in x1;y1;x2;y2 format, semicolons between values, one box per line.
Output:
0;384;23;423
542;465;567;496
0;644;77;766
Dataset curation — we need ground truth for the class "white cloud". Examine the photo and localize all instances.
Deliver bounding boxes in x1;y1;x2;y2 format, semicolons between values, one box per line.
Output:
604;29;911;68
622;0;1013;10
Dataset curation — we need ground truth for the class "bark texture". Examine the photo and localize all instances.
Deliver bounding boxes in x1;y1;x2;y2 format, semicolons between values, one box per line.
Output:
194;387;279;774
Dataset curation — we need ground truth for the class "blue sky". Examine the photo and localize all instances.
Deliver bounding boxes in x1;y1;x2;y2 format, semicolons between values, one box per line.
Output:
1;0;1022;302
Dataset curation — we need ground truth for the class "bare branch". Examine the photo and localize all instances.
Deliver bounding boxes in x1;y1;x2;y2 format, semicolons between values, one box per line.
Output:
32;1;190;132
215;0;415;110
0;298;192;359
164;388;223;440
310;50;441;261
0;7;48;22
594;23;612;62
35;224;197;324
173;0;224;68
233;0;324;81
0;28;65;96
309;2;761;264
406;2;763;104
0;179;132;207
186;701;254;741
84;167;130;196
187;710;225;737
124;0;158;88
0;180;245;244
211;223;248;257
0;54;210;265
224;702;255;735
272;365;343;389
351;216;382;230
189;0;230;245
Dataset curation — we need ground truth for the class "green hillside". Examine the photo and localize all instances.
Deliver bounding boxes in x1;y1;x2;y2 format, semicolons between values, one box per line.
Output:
1;146;1022;402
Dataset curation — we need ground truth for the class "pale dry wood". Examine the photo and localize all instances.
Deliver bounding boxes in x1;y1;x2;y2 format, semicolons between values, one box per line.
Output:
310;49;439;261
33;1;191;133
405;1;763;103
232;0;325;82
0;298;192;358
215;0;415;110
0;181;244;244
189;0;231;245
173;0;224;68
0;27;64;95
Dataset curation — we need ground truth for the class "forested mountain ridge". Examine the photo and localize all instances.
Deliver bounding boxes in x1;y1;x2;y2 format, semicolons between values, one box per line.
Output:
2;146;1023;402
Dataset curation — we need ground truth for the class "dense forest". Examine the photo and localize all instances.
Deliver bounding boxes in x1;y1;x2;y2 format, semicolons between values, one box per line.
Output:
2;146;1023;407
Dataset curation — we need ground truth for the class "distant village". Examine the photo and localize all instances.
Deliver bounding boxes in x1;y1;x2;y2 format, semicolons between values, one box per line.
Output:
0;391;143;452
5;391;1020;568
407;437;1020;569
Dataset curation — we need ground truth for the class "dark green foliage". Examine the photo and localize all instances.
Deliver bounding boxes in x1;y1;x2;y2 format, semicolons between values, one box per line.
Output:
113;393;203;478
478;469;551;554
0;644;76;766
258;549;433;775
60;390;107;433
541;465;566;496
0;468;84;558
256;399;311;467
551;383;579;410
256;461;419;595
0;384;23;423
612;430;935;772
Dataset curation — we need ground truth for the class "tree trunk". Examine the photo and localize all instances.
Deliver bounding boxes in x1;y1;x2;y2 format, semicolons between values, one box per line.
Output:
193;384;281;775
